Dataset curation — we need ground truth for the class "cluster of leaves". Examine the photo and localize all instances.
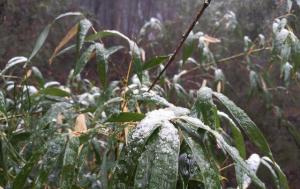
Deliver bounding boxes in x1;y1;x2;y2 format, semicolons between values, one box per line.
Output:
0;11;290;189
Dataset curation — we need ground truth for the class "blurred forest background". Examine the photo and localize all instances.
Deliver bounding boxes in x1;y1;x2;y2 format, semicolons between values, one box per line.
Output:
1;0;300;187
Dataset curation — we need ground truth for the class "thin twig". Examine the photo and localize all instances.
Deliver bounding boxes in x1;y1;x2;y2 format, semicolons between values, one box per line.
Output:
183;47;271;76
148;0;212;92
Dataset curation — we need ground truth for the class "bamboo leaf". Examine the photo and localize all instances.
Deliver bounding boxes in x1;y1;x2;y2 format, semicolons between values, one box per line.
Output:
134;121;180;189
181;130;222;188
27;24;51;63
1;56;28;75
87;30;143;82
77;19;92;53
12;146;45;189
213;92;273;159
179;116;266;189
73;44;96;77
262;157;289;189
95;43;123;88
60;136;80;189
218;111;246;159
106;112;145;122
143;55;170;70
41;87;70;97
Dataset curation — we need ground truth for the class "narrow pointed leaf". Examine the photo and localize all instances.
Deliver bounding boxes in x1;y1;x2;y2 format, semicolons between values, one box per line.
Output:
27;24;51;62
12;146;45;189
73;44;96;76
213;92;273;158
1;56;28;75
87;30;143;82
106;112;145;122
179;116;266;189
218;111;246;159
134;121;180;189
60;136;80;189
262;157;289;189
143;55;170;70
49;23;79;64
77;19;92;53
181;130;221;189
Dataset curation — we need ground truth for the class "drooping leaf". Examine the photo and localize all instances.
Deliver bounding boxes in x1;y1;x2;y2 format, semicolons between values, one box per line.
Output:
213;92;273;159
114;107;188;186
179;116;266;189
106;112;145;122
262;157;289;189
218;111;246;159
54;12;83;21
134;121;180;189
236;154;261;189
1;56;28;75
181;129;222;188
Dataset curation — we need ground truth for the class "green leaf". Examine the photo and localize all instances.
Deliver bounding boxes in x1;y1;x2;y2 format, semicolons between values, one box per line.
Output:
73;44;96;77
12;146;45;189
0;136;7;186
1;56;28;75
77;19;92;53
27;24;51;63
213;92;273;159
56;44;76;57
26;12;83;66
281;62;293;86
31;66;45;86
260;158;280;189
292;41;300;71
41;87;70;97
136;92;174;107
181;130;221;188
87;30;143;82
60;136;80;189
95;43;123;88
218;111;246;159
179;116;266;189
106;112;145;122
34;136;66;188
142;55;170;71
100;149;109;189
134;121;180;189
183;40;196;63
262;157;289;189
113;107;188;186
192;87;219;129
0;91;6;114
